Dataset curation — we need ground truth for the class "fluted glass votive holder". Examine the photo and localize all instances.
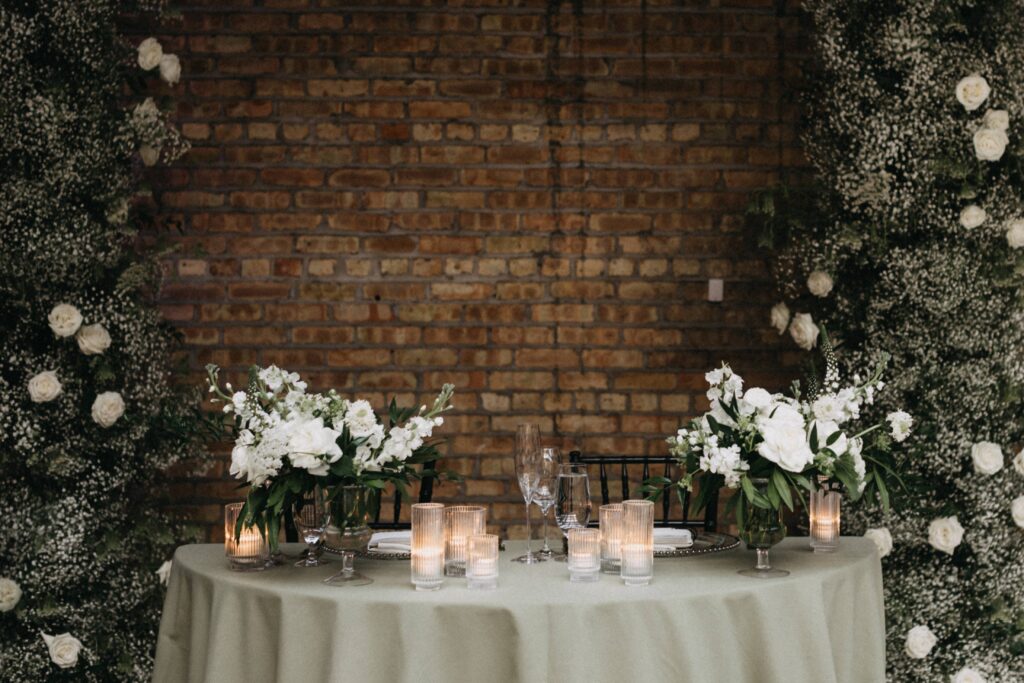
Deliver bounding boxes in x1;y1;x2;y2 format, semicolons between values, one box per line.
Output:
809;486;841;553
445;505;486;577
411;503;445;591
466;534;499;590
567;527;601;583
621;499;654;586
224;502;268;572
599;503;623;574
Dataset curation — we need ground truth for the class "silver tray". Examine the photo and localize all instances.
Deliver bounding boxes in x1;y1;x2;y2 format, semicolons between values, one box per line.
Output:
654;531;740;558
357;548;411;561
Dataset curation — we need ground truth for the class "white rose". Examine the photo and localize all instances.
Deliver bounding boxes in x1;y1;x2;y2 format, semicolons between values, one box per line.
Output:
769;302;790;335
139;144;160;167
0;578;22;612
739;387;773;414
951;667;986;683
982;109;1009;131
137;37;163;71
959;205;986;229
41;632;83;669
48;303;82;337
974;127;1009;162
807;270;834;298
756;404;815;472
928;516;964;555
811;420;848;457
91;391;125;428
788;312;820;351
28;371;62;403
971;441;1003;475
1006;219;1024;249
159;54;181;85
955;74;990;111
156;560;172;586
287;417;342;476
1013;448;1024;476
1011;497;1024;528
864;527;893;558
886;410;913;442
904;625;937;659
75;323;111;355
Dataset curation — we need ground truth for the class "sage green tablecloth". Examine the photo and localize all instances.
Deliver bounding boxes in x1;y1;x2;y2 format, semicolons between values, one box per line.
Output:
154;538;885;683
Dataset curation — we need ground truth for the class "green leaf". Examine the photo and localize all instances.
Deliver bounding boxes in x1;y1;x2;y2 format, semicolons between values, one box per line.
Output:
772;468;794;511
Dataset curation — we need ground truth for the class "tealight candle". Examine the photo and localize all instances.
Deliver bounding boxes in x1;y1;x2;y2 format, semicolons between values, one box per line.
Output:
599;503;623;574
224;502;268;572
466;534;499;590
810;486;841;553
411;503;445;591
620;499;654;586
445;505;486;577
567;528;601;583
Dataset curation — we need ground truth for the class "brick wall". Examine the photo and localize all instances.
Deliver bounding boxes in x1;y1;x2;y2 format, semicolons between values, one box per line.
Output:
156;0;807;540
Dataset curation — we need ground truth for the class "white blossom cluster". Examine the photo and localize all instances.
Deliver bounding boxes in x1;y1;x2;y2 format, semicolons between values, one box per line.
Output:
764;2;1024;680
0;2;206;680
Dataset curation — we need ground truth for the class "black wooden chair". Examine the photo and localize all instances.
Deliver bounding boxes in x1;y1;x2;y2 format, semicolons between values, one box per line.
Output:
368;460;436;530
569;451;718;532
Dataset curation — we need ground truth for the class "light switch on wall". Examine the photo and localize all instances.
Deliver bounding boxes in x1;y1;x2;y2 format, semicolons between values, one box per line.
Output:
708;278;724;302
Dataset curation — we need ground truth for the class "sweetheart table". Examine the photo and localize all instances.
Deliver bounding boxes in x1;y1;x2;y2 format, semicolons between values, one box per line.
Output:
153;538;884;683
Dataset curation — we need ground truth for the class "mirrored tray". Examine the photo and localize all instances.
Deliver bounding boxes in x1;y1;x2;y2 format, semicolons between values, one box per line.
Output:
654;531;740;558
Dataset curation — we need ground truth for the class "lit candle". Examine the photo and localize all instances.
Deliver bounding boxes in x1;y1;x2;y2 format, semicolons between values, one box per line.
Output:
412;503;445;591
809;486;841;553
620;500;654;586
466;534;499;590
444;505;486;577
599;503;623;574
224;502;268;572
567;528;601;583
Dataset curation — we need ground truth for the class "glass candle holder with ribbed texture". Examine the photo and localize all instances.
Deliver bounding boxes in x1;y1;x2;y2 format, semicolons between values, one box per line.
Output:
466;534;499;590
567;527;601;583
411;503;445;591
809;487;841;553
444;505;486;577
224;502;268;572
620;499;654;586
599;503;623;574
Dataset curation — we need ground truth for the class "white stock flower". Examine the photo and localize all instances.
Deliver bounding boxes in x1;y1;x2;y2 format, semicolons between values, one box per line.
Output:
28;371;62;403
41;632;83;669
137;37;163;70
864;527;893;558
982;109;1009;131
812;394;844;423
139;144;160;167
287;417;342;476
91;391;125;428
974;127;1009;161
159;54;181;85
807;270;834;298
344;400;378;436
756;404;815;472
1011;497;1024;528
951;667;986;683
1006;219;1024;249
904;625;937;659
48;303;82;337
0;578;22;612
770;302;790;335
928;516;964;555
959;205;986;229
955;74;990;111
788;312;820;351
971;441;1003;475
75;323;111;355
1013;448;1024;476
886;411;913;442
156;560;172;585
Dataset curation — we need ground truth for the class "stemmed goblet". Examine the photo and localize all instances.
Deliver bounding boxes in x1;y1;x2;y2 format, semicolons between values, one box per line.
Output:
512;424;543;564
532;447;562;560
293;487;330;567
554;462;591;562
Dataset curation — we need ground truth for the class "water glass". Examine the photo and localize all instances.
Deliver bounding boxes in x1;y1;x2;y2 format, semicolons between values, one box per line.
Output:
621;499;654;586
445;505;486;577
513;424;543;564
293;487;330;568
554;462;591;561
533;447;561;559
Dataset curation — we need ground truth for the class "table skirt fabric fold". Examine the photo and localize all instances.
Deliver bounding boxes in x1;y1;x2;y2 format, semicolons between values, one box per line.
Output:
154;538;885;683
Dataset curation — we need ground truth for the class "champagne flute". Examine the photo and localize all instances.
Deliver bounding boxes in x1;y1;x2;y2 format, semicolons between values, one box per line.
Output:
532;447;561;560
513;424;543;564
554;462;591;562
293;487;330;567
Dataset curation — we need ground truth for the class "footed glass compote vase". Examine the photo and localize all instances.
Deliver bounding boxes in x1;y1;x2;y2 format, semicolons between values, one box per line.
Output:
738;478;789;579
323;485;373;587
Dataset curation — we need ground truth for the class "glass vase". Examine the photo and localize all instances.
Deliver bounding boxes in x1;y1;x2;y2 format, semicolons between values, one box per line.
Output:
323;485;373;586
738;478;789;579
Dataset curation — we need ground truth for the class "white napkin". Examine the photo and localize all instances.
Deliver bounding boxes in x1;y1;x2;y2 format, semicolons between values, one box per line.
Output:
653;528;693;551
368;531;411;552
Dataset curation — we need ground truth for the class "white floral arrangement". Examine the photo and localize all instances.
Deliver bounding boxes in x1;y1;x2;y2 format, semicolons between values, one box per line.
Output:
206;364;454;547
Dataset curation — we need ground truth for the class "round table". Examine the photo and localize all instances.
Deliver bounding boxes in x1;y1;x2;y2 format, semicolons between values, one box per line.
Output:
154;538;885;683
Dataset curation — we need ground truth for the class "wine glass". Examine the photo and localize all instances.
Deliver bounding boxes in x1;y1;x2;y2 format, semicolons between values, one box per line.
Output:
554;462;591;562
532;447;561;560
293;487;330;567
513;424;543;564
